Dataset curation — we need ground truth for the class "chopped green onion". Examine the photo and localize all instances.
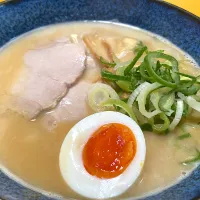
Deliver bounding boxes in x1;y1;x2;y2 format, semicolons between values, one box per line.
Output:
169;99;184;130
159;90;175;112
149;50;165;53
114;60;131;70
144;52;179;88
134;41;148;53
87;83;119;112
89;42;200;135
115;66;132;92
182;102;192;117
177;83;200;95
178;93;200;112
155;60;162;72
100;56;116;67
177;133;191;140
161;64;172;70
176;72;198;95
149;113;170;132
196;75;200;83
101;70;131;82
121;97;129;102
150;90;163;111
127;82;150;107
124;46;147;75
139;63;153;82
140;123;153;131
176;71;196;81
132;105;147;124
181;149;200;165
101;99;138;123
137;82;162;118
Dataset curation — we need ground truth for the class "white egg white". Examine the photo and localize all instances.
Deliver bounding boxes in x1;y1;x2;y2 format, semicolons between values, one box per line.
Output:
59;111;146;199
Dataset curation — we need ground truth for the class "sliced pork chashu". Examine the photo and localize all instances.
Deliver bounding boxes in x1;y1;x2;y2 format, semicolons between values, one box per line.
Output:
42;81;92;130
24;43;86;85
41;55;101;131
11;70;67;119
10;42;86;119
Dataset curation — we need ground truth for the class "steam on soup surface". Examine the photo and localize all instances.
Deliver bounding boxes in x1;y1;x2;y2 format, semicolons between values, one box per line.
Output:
0;22;199;199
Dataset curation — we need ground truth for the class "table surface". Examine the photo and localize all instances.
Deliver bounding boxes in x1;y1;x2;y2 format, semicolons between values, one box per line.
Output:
164;0;200;17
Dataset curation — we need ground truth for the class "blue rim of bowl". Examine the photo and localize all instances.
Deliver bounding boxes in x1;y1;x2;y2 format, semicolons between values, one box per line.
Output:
2;0;199;22
151;0;200;22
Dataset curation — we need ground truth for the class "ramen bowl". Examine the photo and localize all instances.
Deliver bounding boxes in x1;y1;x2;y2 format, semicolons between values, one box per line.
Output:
0;0;199;200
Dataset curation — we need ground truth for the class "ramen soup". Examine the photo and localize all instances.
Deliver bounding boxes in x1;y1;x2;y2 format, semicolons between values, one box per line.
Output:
0;22;200;199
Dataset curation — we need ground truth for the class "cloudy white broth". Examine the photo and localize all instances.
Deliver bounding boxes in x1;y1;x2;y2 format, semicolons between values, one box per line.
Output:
0;22;200;199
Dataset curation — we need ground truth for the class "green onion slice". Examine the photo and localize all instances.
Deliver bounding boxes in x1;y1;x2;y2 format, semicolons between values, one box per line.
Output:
115;66;133;92
101;99;138;123
178;92;200;112
137;82;162;118
139;63;153;82
132;105;147;124
149;113;170;132
177;133;191;140
124;46;147;75
159;90;175;112
144;52;179;88
181;149;200;165
169;99;184;130
87;83;119;112
140;123;153;131
127;82;150;107
101;70;131;82
100;56;116;67
150;90;162;111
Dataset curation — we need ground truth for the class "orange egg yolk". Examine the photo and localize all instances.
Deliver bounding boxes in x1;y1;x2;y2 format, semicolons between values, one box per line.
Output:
82;123;137;179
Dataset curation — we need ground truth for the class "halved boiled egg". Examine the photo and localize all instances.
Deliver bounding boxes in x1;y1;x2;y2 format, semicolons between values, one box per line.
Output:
59;111;146;199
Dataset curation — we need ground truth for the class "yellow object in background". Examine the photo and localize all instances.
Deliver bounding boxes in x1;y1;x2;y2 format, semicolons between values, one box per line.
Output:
0;0;7;3
164;0;200;17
